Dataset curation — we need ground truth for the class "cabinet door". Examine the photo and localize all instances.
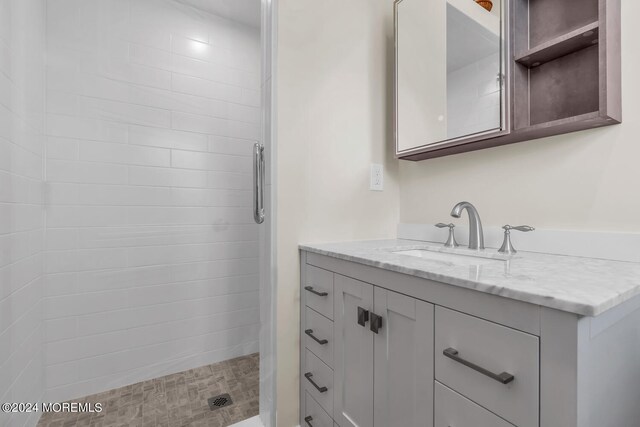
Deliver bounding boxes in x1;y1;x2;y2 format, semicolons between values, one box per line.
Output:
373;288;434;427
334;274;374;427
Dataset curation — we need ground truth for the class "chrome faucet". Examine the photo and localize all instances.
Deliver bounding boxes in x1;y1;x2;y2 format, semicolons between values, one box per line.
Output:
450;201;485;250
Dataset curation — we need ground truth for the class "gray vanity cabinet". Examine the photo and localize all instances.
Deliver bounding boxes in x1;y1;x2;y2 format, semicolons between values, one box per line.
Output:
303;267;435;427
334;276;435;427
373;288;434;427
301;247;640;427
333;275;374;427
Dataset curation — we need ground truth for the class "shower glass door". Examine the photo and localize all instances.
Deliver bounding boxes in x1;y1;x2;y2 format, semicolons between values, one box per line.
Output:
0;0;274;426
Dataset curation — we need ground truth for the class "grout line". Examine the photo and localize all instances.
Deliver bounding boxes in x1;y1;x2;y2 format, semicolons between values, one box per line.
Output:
44;280;261;304
0;294;43;341
45;327;260;367
0;328;44;403
44;306;261;347
44;133;257;159
45;239;260;252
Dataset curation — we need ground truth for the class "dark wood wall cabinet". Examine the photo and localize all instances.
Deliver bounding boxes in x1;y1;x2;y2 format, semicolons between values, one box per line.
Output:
395;0;621;161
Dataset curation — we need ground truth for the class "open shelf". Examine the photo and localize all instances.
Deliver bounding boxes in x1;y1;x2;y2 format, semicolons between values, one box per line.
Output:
528;44;600;125
528;0;599;46
510;0;618;133
515;21;599;68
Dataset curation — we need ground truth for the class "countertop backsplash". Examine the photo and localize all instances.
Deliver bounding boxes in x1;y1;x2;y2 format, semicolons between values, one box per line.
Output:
398;223;640;263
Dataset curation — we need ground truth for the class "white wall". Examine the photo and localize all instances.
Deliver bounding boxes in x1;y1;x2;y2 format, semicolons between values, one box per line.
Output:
0;1;46;426
400;0;639;233
275;1;400;425
44;0;262;401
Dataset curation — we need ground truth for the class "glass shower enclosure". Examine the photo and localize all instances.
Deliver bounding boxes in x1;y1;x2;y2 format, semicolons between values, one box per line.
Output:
0;0;275;426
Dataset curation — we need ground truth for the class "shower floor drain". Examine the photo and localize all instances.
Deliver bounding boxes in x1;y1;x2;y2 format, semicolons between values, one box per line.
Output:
208;393;233;411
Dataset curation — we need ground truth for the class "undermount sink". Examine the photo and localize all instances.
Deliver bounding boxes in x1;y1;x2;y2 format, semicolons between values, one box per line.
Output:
393;248;507;266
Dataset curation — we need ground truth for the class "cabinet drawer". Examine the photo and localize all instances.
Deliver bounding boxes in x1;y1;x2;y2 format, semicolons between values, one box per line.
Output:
303;349;334;416
305;265;334;319
305;306;333;367
435;306;539;427
303;391;333;427
435;382;515;427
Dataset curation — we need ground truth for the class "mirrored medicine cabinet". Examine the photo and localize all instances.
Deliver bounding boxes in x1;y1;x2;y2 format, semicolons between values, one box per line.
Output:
395;0;621;161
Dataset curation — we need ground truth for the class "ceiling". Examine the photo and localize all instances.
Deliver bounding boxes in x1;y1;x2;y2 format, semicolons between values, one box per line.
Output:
176;0;261;28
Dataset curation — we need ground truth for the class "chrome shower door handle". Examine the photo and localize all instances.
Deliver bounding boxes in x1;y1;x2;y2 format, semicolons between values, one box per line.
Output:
253;143;265;224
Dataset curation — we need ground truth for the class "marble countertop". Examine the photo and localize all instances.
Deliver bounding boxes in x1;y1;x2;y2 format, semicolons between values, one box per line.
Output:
299;239;640;316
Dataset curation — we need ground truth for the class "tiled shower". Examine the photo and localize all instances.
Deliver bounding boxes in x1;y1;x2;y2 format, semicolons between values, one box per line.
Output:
1;0;47;425
0;0;271;426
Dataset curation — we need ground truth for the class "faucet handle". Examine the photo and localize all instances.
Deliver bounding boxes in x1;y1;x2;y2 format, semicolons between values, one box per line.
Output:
503;225;535;232
435;223;458;248
499;225;535;254
436;223;455;229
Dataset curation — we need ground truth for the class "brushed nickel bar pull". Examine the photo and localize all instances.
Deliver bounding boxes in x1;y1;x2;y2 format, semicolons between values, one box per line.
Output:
305;329;328;345
443;347;514;384
304;372;328;393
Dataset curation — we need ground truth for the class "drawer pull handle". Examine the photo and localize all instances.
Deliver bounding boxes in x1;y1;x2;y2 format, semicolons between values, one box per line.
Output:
304;372;328;393
305;286;328;297
305;329;328;345
358;306;369;327
370;312;383;334
443;347;515;385
304;416;314;426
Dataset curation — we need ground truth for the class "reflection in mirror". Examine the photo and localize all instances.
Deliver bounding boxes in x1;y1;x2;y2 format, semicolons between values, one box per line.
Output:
396;0;503;153
446;0;501;140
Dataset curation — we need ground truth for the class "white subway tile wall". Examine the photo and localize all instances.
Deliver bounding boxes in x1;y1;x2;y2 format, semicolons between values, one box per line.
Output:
0;1;47;427
44;0;261;402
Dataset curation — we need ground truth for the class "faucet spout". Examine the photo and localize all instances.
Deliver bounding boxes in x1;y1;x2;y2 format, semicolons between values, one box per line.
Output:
450;201;485;250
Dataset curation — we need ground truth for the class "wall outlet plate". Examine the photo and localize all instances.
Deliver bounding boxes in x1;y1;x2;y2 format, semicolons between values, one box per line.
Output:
370;164;384;191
